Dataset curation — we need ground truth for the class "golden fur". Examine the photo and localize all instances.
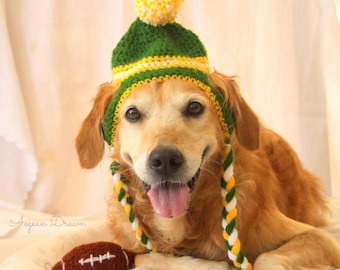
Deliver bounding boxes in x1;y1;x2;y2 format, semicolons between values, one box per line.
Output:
76;71;340;269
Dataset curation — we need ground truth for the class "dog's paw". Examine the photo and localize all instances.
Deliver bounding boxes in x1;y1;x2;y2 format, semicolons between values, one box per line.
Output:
254;253;293;270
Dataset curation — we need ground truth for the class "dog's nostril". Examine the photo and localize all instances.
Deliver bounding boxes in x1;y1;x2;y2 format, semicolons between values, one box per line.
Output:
149;147;184;177
170;158;182;168
150;158;162;169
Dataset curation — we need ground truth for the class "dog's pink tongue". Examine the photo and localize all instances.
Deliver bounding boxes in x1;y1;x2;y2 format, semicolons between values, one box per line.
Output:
147;184;189;218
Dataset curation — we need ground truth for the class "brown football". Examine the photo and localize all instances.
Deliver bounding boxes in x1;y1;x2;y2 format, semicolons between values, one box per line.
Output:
52;241;136;270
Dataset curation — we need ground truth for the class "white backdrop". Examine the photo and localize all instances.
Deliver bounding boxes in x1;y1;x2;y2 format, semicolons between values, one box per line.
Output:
1;0;340;215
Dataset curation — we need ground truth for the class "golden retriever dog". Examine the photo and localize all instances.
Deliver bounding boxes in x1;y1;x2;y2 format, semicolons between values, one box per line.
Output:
76;71;340;269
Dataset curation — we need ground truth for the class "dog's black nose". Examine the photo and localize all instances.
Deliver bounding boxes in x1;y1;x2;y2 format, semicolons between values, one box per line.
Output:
149;147;184;178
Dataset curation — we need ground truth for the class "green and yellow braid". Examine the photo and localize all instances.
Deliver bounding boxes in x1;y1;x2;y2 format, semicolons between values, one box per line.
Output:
221;143;252;270
111;158;156;252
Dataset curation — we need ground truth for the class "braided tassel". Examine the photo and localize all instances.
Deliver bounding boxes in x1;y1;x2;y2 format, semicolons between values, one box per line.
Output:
221;145;252;270
110;158;156;252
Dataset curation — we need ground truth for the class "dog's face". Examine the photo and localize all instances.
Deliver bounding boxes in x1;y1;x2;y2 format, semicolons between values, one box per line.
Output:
116;79;224;217
76;71;260;219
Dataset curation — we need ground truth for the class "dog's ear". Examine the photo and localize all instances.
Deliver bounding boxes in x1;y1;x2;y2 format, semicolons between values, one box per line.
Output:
75;83;117;168
209;71;260;150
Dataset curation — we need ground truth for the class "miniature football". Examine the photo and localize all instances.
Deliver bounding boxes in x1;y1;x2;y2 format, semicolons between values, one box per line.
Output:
52;241;136;270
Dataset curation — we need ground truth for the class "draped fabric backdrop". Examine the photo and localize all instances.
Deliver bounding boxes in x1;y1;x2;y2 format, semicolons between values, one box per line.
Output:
1;0;340;215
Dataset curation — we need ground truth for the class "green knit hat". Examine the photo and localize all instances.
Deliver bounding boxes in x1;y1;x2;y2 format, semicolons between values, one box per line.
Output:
103;1;252;269
103;0;234;146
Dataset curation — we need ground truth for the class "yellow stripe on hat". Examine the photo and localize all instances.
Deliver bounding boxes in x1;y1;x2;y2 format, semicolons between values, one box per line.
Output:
112;56;210;84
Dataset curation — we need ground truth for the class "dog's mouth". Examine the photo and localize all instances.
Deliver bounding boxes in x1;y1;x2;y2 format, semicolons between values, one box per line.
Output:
142;168;201;218
142;168;200;193
142;149;207;218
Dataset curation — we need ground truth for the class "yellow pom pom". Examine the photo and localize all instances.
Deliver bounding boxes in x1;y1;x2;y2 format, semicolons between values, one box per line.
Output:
134;0;184;26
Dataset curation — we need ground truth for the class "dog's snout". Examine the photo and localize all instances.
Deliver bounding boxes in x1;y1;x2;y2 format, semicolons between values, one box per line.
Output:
149;147;184;178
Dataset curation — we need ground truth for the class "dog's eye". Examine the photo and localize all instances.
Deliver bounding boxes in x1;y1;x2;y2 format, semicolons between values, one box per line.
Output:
125;107;141;122
186;101;204;117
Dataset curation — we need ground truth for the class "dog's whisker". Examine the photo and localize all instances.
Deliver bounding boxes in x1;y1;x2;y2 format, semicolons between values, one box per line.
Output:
119;167;135;175
204;158;221;166
200;167;218;179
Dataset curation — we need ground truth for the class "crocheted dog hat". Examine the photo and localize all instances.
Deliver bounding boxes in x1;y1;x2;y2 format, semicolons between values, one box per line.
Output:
103;1;252;270
103;0;233;144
